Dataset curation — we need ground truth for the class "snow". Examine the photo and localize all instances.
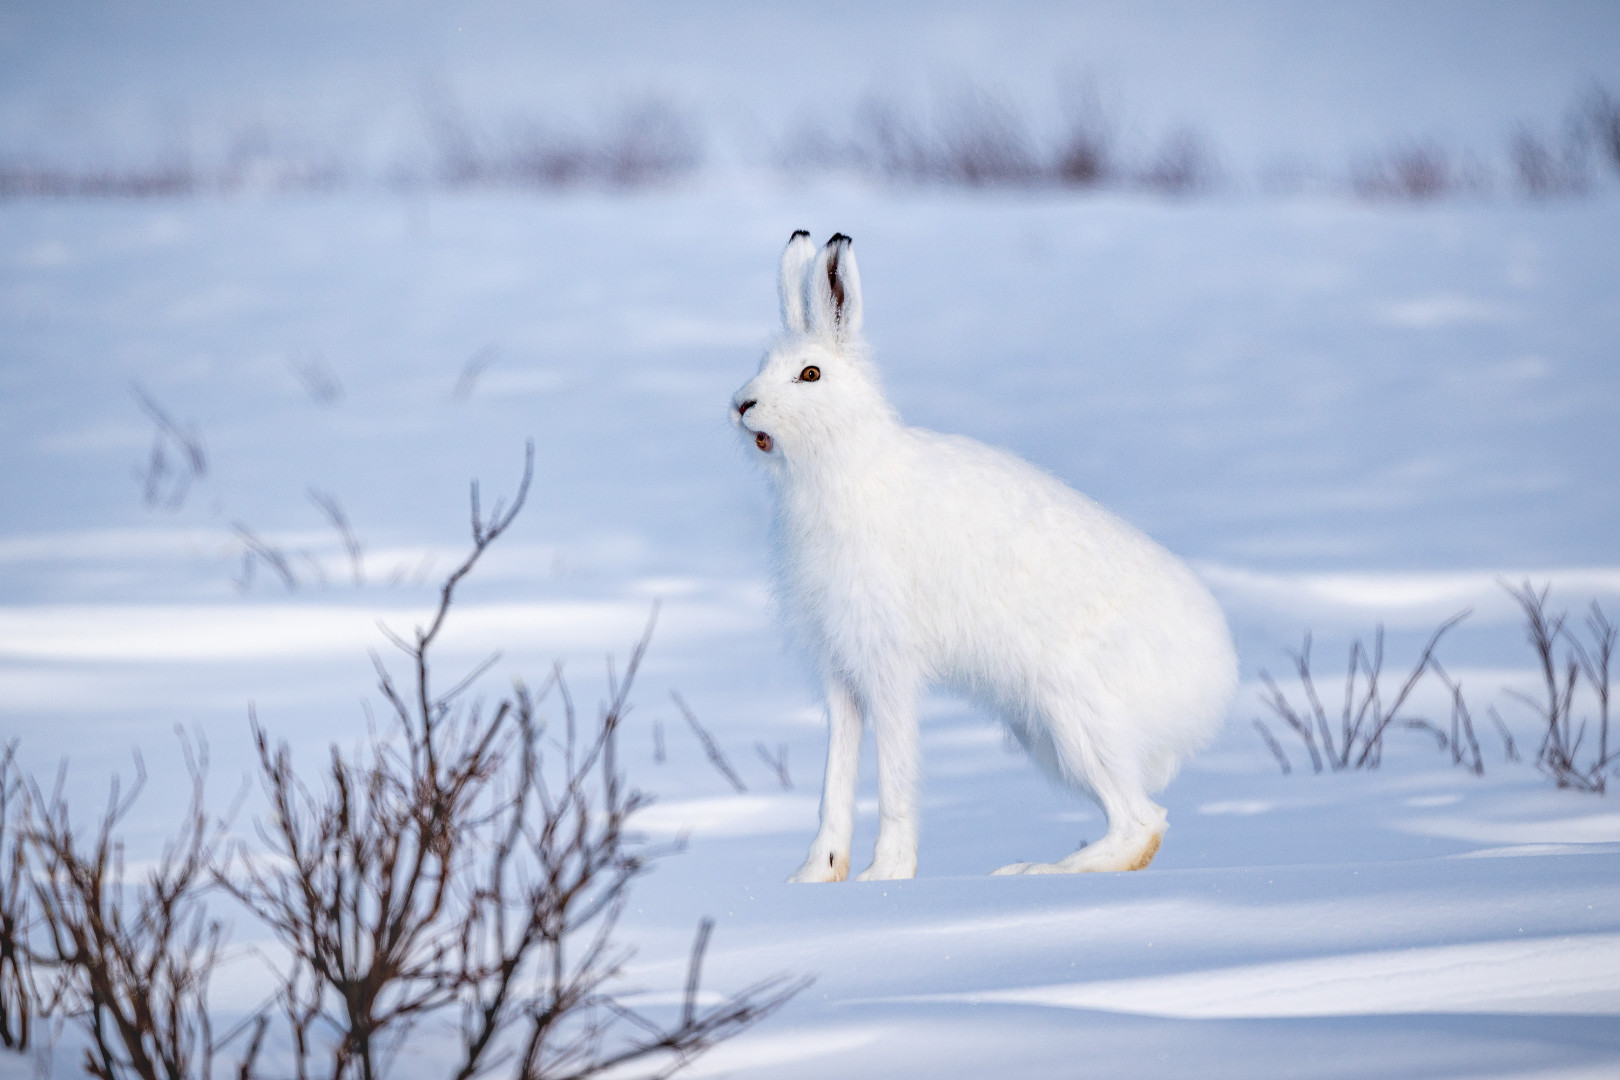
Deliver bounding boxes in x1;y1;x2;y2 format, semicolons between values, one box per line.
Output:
923;935;1620;1017
4;3;1620;1078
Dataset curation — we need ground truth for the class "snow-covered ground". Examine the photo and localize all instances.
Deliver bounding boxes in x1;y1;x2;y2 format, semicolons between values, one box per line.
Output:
4;3;1620;1078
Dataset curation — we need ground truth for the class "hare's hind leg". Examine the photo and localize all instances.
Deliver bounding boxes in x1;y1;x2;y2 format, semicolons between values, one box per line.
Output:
993;715;1168;875
788;676;862;883
855;673;921;881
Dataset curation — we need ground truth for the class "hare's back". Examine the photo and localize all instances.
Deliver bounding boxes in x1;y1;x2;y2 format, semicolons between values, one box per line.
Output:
901;430;1234;742
900;430;1221;641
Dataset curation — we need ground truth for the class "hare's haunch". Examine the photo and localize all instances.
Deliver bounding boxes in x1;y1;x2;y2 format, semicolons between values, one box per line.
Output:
732;232;1237;881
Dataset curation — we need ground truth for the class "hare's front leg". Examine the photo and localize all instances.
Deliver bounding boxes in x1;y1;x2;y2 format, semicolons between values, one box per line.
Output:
855;677;920;881
787;677;862;883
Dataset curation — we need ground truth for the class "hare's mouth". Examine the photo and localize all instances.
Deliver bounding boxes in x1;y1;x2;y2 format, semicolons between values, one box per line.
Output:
734;398;772;451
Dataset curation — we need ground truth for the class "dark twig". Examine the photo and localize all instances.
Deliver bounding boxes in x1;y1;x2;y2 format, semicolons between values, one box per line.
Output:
308;489;365;586
1427;659;1484;775
1257;611;1470;773
287;355;343;405
670;694;747;794
1488;706;1521;763
1582;86;1620;177
0;742;34;1052
1567;602;1615;776
232;523;299;592
131;385;207;511
1503;581;1613;791
1352;612;1470;768
1257;665;1322;773
452;344;498;402
1251;719;1292;776
753;743;792;790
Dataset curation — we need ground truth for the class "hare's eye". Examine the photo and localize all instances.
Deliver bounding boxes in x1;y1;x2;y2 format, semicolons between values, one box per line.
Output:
798;365;821;382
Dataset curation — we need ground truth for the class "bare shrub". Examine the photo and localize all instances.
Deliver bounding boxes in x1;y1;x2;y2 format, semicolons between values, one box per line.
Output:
1579;86;1620;178
0;129;346;199
596;103;703;188
849;99;929;183
501;124;592;188
1136;126;1217;195
420;82;490;187
1503;582;1614;792
929;88;1042;186
774;116;860;176
0;744;32;1053
846;83;1136;190
0;162;198;199
1350;141;1472;201
217;121;347;195
4;443;805;1078
1508;123;1589;198
1414;660;1484;775
26;740;239;1080
1255;612;1469;773
837;83;1225;194
422;83;702;192
2;93;706;198
218;443;806;1079
1052;83;1115;187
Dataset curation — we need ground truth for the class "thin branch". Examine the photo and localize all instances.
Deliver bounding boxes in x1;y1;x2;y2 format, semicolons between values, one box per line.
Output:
0;741;35;1052
233;524;299;592
1251;719;1291;776
1503;581;1612;791
670;694;746;793
1257;611;1469;775
308;489;366;586
754;743;792;790
288;355;343;405
452;344;498;402
1488;706;1521;763
131;384;207;511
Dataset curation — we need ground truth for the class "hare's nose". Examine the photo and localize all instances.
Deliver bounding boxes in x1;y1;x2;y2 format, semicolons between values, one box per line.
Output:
737;399;757;416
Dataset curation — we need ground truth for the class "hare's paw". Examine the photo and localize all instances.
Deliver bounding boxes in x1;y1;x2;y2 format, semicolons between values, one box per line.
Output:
788;851;849;883
992;831;1163;875
854;856;916;881
994;859;1078;875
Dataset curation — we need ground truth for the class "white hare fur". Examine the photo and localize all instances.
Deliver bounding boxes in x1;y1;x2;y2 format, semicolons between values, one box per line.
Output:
732;231;1237;881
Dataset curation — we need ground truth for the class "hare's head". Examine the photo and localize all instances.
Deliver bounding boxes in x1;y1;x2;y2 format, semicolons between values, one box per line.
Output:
732;232;892;469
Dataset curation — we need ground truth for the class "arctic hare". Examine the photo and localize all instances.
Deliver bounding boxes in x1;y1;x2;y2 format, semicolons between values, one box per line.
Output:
731;231;1236;881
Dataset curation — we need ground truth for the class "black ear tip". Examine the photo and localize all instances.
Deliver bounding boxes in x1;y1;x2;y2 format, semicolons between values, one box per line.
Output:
789;229;810;240
828;232;852;246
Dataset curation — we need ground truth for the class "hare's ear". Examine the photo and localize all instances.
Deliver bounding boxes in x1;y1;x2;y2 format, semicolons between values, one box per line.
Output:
808;233;862;340
779;230;816;334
